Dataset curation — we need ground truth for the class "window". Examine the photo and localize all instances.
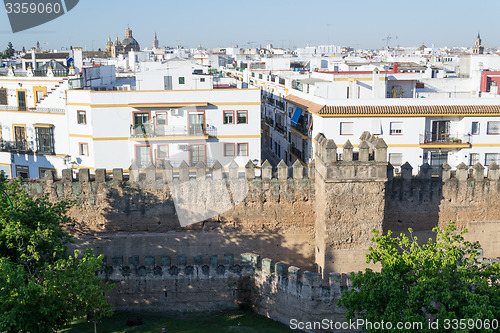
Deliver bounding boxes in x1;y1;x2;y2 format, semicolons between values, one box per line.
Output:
35;90;44;103
485;153;500;166
487;121;500;134
224;143;235;157
17;90;26;110
14;125;27;150
237;110;248;124
135;145;152;168
469;153;479;166
389;153;403;166
77;111;87;125
200;78;205;82
35;126;55;154
0;88;7;105
157;144;168;159
179;77;185;84
15;165;29;179
79;142;88;156
189;144;205;167
39;167;55;178
372;120;382;135
390;122;403;135
340;122;353;135
259;74;263;79
471;122;480;135
156;112;167;125
237;143;248;156
223;111;234;124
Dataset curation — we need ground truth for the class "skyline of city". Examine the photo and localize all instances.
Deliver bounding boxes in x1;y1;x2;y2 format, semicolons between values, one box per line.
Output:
1;0;500;51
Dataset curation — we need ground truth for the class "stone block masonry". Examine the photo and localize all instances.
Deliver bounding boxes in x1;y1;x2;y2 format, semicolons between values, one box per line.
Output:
26;161;317;270
102;253;353;332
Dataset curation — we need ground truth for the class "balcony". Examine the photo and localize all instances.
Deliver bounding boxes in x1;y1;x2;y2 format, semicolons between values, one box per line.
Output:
275;123;285;134
264;117;274;127
0;105;65;114
131;124;217;138
419;132;472;148
290;145;304;162
0;140;37;153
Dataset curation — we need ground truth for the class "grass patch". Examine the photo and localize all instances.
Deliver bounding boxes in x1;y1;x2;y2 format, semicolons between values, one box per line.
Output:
60;310;293;333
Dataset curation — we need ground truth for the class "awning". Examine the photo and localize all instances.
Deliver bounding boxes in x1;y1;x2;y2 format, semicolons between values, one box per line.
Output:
291;107;303;126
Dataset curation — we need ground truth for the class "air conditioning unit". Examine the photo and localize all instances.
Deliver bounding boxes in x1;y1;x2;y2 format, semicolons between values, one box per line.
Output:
171;108;180;116
178;144;188;151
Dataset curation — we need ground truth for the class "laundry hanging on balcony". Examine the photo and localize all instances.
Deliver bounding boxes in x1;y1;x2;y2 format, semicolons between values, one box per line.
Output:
291;107;303;126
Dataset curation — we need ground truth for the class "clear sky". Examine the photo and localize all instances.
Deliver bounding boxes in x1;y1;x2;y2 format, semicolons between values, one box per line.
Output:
0;0;499;51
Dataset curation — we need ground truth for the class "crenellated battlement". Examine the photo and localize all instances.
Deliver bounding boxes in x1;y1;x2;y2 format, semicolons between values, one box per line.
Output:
101;252;352;326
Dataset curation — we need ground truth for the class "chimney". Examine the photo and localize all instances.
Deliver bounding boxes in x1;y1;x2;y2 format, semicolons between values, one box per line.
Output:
31;47;36;70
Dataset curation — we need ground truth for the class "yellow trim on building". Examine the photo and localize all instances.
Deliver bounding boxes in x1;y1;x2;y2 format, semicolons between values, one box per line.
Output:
69;134;94;138
419;144;471;149
215;135;261;139
71;166;96;170
129;103;209;108
67;102;261;108
93;137;129;141
129;136;209;142
33;123;54;128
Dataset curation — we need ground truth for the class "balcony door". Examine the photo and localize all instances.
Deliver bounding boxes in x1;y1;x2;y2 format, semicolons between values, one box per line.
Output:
134;112;150;136
14;126;26;150
431;121;450;142
17;90;26;110
188;112;205;136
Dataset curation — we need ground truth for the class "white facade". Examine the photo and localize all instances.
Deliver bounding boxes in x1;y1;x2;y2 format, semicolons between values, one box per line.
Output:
66;88;261;172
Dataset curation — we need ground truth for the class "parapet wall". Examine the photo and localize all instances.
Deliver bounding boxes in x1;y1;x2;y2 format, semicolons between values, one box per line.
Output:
101;253;352;331
26;160;316;269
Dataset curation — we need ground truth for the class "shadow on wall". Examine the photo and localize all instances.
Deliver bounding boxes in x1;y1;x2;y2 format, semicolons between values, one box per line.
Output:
63;167;316;271
383;163;444;242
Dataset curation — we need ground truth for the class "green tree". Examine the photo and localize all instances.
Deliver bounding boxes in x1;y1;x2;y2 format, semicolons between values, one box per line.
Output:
4;42;15;58
338;222;500;333
0;176;113;332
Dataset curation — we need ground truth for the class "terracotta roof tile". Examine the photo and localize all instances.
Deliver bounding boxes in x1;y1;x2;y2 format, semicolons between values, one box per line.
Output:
317;104;500;115
284;94;324;113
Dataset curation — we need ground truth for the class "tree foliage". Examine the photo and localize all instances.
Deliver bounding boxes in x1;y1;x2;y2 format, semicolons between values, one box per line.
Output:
338;222;500;333
4;42;15;58
0;176;113;332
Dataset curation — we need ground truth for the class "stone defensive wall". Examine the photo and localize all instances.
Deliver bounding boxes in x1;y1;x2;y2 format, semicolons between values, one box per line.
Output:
101;253;352;332
26;160;317;270
23;132;500;275
18;132;500;331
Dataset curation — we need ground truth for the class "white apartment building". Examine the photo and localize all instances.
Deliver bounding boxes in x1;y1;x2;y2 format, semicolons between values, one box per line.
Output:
229;62;500;175
0;58;261;179
66;87;261;172
0;69;70;178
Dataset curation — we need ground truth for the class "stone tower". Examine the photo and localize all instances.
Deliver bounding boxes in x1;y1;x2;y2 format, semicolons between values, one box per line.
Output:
153;32;159;49
106;36;113;54
472;33;484;55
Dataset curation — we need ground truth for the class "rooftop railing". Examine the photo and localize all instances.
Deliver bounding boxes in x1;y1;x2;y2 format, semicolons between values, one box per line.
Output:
0;105;65;114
